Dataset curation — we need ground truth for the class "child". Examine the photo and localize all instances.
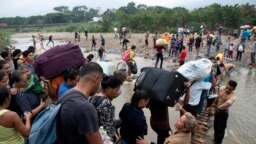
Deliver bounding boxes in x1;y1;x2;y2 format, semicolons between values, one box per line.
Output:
179;46;187;66
58;68;79;97
119;90;150;144
228;43;234;60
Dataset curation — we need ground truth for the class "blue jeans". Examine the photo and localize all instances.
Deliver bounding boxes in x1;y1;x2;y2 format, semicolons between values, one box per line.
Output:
198;90;208;115
206;44;211;57
189;45;192;52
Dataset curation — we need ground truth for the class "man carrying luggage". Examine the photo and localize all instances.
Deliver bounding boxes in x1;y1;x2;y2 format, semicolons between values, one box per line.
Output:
154;45;166;69
181;79;212;117
149;82;191;144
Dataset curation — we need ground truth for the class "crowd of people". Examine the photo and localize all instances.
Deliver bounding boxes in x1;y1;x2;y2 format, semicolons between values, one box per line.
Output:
1;25;254;144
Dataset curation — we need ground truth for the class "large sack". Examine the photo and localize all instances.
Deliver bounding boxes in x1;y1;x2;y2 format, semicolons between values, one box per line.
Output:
97;60;115;76
177;58;212;81
156;39;168;46
134;67;188;107
34;44;84;79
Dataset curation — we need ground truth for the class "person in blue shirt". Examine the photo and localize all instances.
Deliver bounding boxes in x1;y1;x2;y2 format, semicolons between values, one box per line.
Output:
58;68;79;97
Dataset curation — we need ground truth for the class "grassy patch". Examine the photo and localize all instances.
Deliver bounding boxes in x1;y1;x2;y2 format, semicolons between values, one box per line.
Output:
0;29;13;51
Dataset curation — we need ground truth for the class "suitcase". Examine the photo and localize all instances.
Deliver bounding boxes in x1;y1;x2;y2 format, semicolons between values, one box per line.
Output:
34;44;84;79
134;67;188;107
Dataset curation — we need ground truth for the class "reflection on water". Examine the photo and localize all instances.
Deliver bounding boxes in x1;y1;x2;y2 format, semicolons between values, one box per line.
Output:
11;37;66;51
12;36;256;144
114;65;256;144
223;68;256;144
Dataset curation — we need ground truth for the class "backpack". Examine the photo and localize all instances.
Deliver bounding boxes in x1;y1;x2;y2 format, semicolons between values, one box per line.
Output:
92;96;107;109
28;90;80;144
122;50;131;61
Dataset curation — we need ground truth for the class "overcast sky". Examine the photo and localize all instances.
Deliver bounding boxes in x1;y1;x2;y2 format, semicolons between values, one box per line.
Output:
0;0;255;18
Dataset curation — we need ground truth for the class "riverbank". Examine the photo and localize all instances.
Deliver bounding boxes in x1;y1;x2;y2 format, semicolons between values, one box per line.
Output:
11;32;254;69
10;32;256;144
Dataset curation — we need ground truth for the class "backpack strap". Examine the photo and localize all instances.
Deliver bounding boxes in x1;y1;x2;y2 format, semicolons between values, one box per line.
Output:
56;89;85;144
58;89;85;105
93;96;107;109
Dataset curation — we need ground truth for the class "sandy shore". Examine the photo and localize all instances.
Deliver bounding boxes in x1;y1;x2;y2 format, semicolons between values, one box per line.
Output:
12;32;254;69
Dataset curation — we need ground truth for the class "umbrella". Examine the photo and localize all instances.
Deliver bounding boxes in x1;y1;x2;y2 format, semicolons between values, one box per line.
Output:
241;25;251;29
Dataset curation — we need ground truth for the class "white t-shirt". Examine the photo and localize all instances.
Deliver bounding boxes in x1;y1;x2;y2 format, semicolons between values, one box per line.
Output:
188;80;212;106
238;44;244;52
229;45;234;51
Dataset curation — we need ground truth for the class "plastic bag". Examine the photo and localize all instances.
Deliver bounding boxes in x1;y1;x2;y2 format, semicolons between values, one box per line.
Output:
177;58;212;81
156;39;168;46
97;60;115;75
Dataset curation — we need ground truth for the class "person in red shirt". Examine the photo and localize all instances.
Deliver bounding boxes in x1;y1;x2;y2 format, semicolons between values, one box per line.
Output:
179;46;187;66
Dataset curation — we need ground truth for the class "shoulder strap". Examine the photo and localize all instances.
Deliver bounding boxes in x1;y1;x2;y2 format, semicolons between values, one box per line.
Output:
93;96;107;108
0;109;9;115
58;89;84;105
56;89;85;143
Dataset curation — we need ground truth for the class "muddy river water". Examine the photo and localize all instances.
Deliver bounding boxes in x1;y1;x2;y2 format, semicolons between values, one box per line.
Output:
11;36;256;144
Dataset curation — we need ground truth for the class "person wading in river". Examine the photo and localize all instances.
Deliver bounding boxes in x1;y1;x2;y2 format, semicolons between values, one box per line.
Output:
210;80;237;144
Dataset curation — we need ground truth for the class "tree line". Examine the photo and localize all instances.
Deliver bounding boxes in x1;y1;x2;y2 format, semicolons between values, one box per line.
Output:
0;2;255;33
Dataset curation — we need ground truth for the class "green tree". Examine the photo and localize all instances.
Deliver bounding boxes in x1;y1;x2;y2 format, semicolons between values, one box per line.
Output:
54;6;70;13
72;6;88;22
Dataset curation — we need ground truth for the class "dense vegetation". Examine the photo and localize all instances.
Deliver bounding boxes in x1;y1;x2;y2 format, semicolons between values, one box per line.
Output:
0;30;12;51
0;2;255;33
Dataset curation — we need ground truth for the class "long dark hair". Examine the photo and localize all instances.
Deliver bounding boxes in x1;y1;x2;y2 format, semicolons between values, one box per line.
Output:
131;90;149;106
101;75;122;90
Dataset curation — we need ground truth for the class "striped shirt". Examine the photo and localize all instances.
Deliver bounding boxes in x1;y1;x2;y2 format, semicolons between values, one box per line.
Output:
15;92;40;116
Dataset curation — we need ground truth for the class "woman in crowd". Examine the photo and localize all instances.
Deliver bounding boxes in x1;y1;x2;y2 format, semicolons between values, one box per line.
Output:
119;90;150;144
0;86;32;144
137;103;198;144
89;75;122;141
11;70;45;118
